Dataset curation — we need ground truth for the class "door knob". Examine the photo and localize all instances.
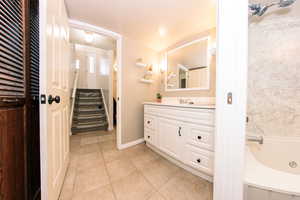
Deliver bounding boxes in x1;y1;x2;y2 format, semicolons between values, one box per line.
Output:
48;95;61;104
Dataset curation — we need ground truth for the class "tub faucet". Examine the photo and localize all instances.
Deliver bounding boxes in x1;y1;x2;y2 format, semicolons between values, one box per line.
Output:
246;135;264;144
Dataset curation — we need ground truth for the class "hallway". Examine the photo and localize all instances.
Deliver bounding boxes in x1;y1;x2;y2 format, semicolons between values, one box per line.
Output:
59;131;213;200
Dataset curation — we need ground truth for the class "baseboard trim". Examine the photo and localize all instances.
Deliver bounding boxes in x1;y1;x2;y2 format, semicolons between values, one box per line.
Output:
147;143;213;183
118;138;145;150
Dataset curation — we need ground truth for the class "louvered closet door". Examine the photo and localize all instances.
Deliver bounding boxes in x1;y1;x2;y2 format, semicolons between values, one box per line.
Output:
0;0;25;99
0;1;27;200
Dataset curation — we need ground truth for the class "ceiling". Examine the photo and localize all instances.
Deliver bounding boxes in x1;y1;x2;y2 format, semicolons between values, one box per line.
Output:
65;0;216;52
70;28;116;50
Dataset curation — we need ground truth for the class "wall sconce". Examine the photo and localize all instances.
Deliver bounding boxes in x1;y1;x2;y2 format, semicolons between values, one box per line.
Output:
160;59;167;73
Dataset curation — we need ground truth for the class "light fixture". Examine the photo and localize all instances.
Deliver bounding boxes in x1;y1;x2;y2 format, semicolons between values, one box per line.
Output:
84;31;94;43
75;59;80;69
159;27;167;37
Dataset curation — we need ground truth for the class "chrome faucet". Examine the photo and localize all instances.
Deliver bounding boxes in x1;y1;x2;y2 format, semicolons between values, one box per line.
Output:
246;135;264;144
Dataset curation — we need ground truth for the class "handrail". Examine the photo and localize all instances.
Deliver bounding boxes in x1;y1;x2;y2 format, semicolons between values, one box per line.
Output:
70;69;79;127
100;88;111;131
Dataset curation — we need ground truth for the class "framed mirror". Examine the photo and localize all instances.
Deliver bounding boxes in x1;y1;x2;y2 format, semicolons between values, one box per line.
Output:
165;36;211;91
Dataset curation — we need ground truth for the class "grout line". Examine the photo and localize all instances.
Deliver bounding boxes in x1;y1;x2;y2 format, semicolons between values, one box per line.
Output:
128;145;164;199
100;137;119;200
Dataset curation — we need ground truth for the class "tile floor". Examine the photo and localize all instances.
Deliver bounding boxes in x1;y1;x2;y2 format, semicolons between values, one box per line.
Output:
59;130;213;200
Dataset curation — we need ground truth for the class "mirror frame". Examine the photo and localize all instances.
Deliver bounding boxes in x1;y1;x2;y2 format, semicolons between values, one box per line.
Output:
164;36;211;92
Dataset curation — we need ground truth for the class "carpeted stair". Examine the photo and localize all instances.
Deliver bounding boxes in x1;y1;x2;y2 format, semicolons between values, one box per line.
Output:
71;89;108;134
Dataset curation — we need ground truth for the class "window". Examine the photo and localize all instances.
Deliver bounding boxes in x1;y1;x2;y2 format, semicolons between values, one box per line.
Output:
75;59;80;69
88;56;95;73
99;58;109;75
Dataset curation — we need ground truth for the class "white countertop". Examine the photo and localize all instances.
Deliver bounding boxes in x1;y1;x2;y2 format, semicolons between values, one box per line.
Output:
143;102;215;109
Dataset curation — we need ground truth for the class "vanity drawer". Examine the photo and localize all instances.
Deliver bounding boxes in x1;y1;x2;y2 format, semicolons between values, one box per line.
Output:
185;145;214;175
144;115;156;130
144;105;215;127
144;128;155;145
186;124;214;151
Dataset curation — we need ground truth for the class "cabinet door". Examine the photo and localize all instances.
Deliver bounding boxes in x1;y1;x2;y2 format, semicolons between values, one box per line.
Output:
158;118;183;160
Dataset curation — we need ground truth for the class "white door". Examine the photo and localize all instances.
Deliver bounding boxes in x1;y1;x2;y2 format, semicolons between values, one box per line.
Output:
158;118;183;160
40;0;70;199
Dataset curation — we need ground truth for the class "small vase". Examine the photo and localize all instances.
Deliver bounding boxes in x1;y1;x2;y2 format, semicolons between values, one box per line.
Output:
157;98;162;103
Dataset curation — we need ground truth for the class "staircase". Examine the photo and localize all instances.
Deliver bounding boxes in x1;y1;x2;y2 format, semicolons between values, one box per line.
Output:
71;89;108;134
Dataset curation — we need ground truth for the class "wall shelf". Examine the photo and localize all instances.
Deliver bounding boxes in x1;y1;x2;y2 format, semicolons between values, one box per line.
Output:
136;62;148;68
140;78;154;84
145;71;153;75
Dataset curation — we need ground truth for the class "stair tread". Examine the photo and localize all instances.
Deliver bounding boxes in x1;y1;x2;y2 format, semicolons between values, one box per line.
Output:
76;102;102;105
71;126;108;134
76;107;104;111
72;122;108;129
74;114;106;119
72;88;107;134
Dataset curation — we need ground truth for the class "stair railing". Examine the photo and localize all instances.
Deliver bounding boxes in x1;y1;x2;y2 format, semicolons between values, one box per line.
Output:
70;69;79;127
100;88;111;130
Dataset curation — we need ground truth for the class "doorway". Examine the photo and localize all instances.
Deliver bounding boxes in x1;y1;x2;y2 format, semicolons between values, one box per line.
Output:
69;20;123;149
68;20;121;148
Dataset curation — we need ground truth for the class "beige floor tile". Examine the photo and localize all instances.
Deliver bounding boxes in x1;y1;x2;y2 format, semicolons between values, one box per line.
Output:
148;192;166;200
130;149;160;169
112;171;155;200
102;148;127;163
59;167;76;200
72;184;115;200
77;152;104;172
99;134;115;142
139;158;179;189
80;143;101;155
74;164;110;194
70;135;81;142
100;140;117;151
124;143;148;158
106;158;137;182
69;153;79;169
80;136;100;146
159;171;213;200
65;131;212;200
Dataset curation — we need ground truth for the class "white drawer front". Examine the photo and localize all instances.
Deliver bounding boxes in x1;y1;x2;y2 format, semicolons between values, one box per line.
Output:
144;105;215;126
185;145;214;175
144;128;155;145
186;124;214;151
144;115;156;130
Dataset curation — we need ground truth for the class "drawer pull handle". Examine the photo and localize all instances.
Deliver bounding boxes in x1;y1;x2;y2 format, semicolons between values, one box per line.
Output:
197;136;202;140
197;159;201;163
147;136;150;139
178;127;182;136
147;121;151;124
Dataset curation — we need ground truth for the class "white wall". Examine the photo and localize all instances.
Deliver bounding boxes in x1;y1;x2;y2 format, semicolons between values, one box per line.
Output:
73;44;111;90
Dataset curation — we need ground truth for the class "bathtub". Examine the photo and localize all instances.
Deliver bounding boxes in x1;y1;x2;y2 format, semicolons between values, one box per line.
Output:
245;136;300;200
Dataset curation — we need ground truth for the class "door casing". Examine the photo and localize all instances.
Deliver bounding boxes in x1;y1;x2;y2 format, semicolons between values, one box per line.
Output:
68;19;124;150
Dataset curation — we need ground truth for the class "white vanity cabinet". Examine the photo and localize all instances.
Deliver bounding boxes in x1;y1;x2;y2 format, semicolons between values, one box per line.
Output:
157;118;185;161
144;103;215;177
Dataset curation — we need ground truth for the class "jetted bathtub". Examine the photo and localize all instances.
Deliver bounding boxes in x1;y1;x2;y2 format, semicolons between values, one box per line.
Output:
245;136;300;200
